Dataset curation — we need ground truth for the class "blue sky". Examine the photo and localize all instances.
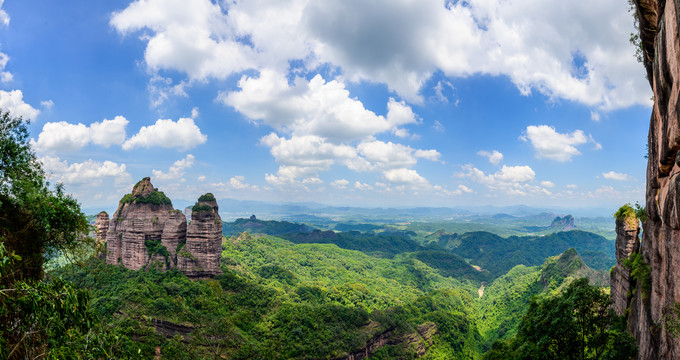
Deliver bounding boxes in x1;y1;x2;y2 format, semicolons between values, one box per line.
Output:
0;0;651;210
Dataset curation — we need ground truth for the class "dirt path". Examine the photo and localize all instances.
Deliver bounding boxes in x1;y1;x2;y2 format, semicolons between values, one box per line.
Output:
478;284;485;298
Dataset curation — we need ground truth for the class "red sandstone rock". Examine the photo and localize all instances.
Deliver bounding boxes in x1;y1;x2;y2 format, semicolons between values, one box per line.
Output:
625;0;680;357
95;211;109;244
610;215;640;316
177;195;222;278
105;180;221;278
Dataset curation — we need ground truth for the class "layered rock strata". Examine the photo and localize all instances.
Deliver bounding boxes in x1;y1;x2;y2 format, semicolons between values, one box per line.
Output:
624;0;680;357
610;214;640;316
177;195;223;277
104;178;221;277
95;211;109;244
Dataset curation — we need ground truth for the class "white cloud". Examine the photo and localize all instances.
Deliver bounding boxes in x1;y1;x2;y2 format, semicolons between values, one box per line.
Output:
590;111;600;121
0;90;39;120
383;168;428;185
152;154;195;181
197;175;206;182
566;184;578;189
460;164;546;196
123;117;207;150
221;70;417;143
111;0;255;81
414;149;441;162
0;1;9;27
457;184;473;194
229;175;250;189
32;116;129;152
540;180;555;188
40;156;130;186
354;181;373;190
602;171;630;181
521;125;594;162
331;179;349;189
477;150;503;165
40;100;54;110
115;0;649;109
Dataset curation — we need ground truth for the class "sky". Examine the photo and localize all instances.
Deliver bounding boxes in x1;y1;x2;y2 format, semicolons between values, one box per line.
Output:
0;0;652;210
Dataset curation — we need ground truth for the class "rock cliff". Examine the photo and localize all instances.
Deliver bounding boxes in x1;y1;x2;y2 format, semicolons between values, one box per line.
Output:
95;211;109;244
105;178;222;277
623;0;680;357
610;210;640;317
177;194;223;278
550;215;575;231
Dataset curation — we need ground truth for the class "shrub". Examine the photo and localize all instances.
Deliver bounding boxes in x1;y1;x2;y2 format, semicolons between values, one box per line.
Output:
197;193;216;202
192;203;212;213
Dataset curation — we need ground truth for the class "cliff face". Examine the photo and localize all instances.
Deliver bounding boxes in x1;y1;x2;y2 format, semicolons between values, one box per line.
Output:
104;178;221;277
610;215;640;316
95;211;109;244
177;196;223;278
626;0;680;357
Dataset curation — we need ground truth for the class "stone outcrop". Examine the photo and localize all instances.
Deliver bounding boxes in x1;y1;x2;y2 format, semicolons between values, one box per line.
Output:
610;213;640;316
623;0;680;357
95;211;109;244
550;215;575;231
177;195;223;277
104;178;222;277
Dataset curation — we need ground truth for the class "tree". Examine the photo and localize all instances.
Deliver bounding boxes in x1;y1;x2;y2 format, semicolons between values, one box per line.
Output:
0;111;102;358
483;278;637;360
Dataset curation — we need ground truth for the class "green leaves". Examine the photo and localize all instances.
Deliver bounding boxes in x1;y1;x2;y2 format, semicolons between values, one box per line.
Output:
484;278;637;360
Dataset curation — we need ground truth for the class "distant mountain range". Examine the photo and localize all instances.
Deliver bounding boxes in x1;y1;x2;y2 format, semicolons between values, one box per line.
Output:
84;197;615;221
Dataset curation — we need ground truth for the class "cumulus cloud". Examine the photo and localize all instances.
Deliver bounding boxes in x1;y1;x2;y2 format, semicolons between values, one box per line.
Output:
114;0;648;109
0;0;9;27
123;117;207;150
221;70;417;143
521;125;595;162
0;90;39;120
40;155;130;186
540;180;555;188
40;100;54;110
331;179;349;189
354;181;373;190
602;171;630;181
32;116;129;152
152;154;195;181
459;164;548;196
383;168;428;185
477;150;503;165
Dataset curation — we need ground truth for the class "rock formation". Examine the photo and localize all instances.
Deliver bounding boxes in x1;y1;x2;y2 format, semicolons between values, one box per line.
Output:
621;0;680;357
610;212;640;316
104;177;222;277
94;211;109;244
550;215;575;231
177;194;223;277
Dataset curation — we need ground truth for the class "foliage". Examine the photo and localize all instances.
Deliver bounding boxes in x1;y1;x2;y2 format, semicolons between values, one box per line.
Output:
623;252;651;300
222;217;311;237
145;238;170;267
628;0;644;63
444;230;615;278
663;302;680;338
483;278;637;360
119;190;172;207
197;193;216;202
192;203;213;213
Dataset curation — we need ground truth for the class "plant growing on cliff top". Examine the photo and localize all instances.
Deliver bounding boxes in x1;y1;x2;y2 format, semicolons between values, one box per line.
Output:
192;203;212;213
198;193;216;202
